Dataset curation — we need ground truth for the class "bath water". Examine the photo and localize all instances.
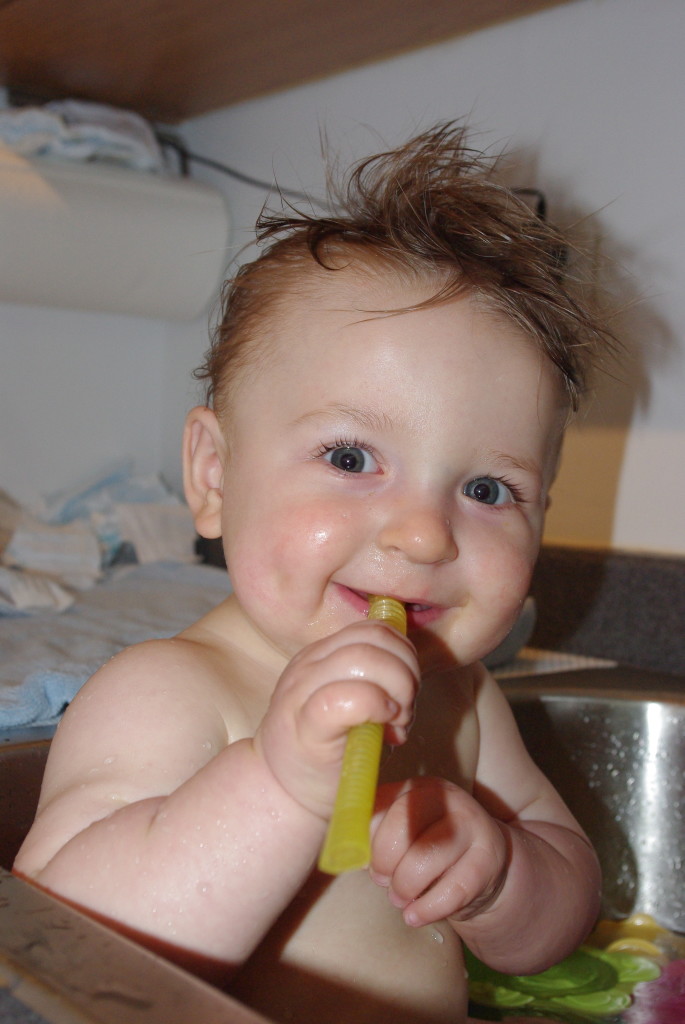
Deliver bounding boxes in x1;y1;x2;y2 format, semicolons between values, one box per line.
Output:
467;912;685;1023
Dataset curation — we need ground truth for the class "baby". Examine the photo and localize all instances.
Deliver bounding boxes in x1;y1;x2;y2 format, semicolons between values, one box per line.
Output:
16;124;609;1024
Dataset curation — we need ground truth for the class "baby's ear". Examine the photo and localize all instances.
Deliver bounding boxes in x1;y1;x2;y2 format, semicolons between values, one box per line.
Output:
183;406;226;539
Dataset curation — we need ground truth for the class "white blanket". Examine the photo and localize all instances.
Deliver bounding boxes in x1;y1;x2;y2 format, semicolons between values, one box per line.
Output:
0;562;231;729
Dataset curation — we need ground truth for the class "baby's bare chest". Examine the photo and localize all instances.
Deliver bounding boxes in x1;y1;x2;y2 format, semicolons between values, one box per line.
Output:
230;869;468;1024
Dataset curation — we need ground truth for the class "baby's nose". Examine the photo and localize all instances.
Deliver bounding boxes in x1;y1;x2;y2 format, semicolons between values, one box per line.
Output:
376;503;458;565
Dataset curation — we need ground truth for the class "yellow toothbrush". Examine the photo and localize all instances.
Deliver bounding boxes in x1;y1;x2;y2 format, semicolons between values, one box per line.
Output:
318;595;407;875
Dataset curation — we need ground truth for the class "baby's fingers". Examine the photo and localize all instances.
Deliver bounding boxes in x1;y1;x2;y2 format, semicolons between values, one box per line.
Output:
396;838;507;927
371;776;456;876
300;679;407;747
371;777;508;926
289;620;418;679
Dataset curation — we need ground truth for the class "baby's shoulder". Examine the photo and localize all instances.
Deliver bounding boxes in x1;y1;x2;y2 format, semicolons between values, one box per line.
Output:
62;613;261;755
82;632;225;700
60;634;229;744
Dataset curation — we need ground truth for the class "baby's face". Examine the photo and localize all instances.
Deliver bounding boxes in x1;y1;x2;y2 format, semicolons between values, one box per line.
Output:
217;269;566;664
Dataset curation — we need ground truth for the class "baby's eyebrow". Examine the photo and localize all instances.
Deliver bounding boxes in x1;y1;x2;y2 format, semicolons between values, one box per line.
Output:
483;449;541;479
291;404;395;433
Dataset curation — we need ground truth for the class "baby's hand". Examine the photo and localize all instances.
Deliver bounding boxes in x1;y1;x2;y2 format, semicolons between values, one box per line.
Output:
255;621;419;820
370;777;508;928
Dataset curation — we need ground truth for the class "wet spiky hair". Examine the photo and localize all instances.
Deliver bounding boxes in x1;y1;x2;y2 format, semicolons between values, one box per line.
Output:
196;122;614;414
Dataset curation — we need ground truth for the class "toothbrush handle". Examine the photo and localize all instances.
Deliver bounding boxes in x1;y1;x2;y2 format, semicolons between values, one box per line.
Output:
318;597;407;875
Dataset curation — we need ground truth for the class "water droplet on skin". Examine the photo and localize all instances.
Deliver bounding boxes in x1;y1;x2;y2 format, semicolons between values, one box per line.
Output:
431;927;444;944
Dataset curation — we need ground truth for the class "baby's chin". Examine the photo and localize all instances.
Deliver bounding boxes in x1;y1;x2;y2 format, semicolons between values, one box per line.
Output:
412;607;520;670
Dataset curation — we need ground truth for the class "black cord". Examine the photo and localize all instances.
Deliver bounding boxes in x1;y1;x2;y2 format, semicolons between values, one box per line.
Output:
156;132;318;204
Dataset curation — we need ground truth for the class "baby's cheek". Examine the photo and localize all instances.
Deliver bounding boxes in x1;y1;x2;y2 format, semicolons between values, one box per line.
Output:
276;501;353;563
233;501;346;596
494;552;536;633
473;534;534;623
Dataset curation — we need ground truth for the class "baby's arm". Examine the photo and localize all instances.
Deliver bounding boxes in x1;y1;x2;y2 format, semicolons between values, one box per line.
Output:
15;622;418;974
371;664;600;975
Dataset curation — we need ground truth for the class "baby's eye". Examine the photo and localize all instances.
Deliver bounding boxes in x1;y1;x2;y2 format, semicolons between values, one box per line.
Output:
325;445;378;474
463;477;514;506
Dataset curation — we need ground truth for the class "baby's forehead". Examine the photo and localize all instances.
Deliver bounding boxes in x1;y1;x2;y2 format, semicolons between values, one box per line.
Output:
221;257;569;426
245;264;568;392
269;263;559;371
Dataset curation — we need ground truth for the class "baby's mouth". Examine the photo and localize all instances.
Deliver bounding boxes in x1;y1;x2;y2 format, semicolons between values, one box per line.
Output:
344;587;442;625
403;601;445;628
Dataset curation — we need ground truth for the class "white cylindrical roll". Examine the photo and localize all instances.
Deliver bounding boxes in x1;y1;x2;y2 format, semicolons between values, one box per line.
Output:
0;149;230;320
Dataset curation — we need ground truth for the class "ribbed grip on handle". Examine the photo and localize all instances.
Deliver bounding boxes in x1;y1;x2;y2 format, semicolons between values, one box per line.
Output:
318;596;406;875
368;595;407;633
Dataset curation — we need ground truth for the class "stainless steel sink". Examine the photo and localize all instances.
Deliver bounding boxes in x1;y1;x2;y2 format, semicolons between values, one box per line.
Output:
1;667;683;1023
502;668;685;934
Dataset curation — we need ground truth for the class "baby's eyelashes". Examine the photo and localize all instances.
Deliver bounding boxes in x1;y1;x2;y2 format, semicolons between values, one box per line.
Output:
463;476;522;506
317;440;380;475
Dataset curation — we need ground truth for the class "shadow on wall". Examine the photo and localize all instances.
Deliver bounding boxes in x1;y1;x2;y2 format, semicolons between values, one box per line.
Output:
500;148;677;548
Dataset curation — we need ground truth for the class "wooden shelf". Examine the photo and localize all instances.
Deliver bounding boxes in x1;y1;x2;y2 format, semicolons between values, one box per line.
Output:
0;0;574;123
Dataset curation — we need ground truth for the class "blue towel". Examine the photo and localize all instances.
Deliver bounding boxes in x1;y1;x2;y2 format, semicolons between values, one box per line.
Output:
3;671;85;729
